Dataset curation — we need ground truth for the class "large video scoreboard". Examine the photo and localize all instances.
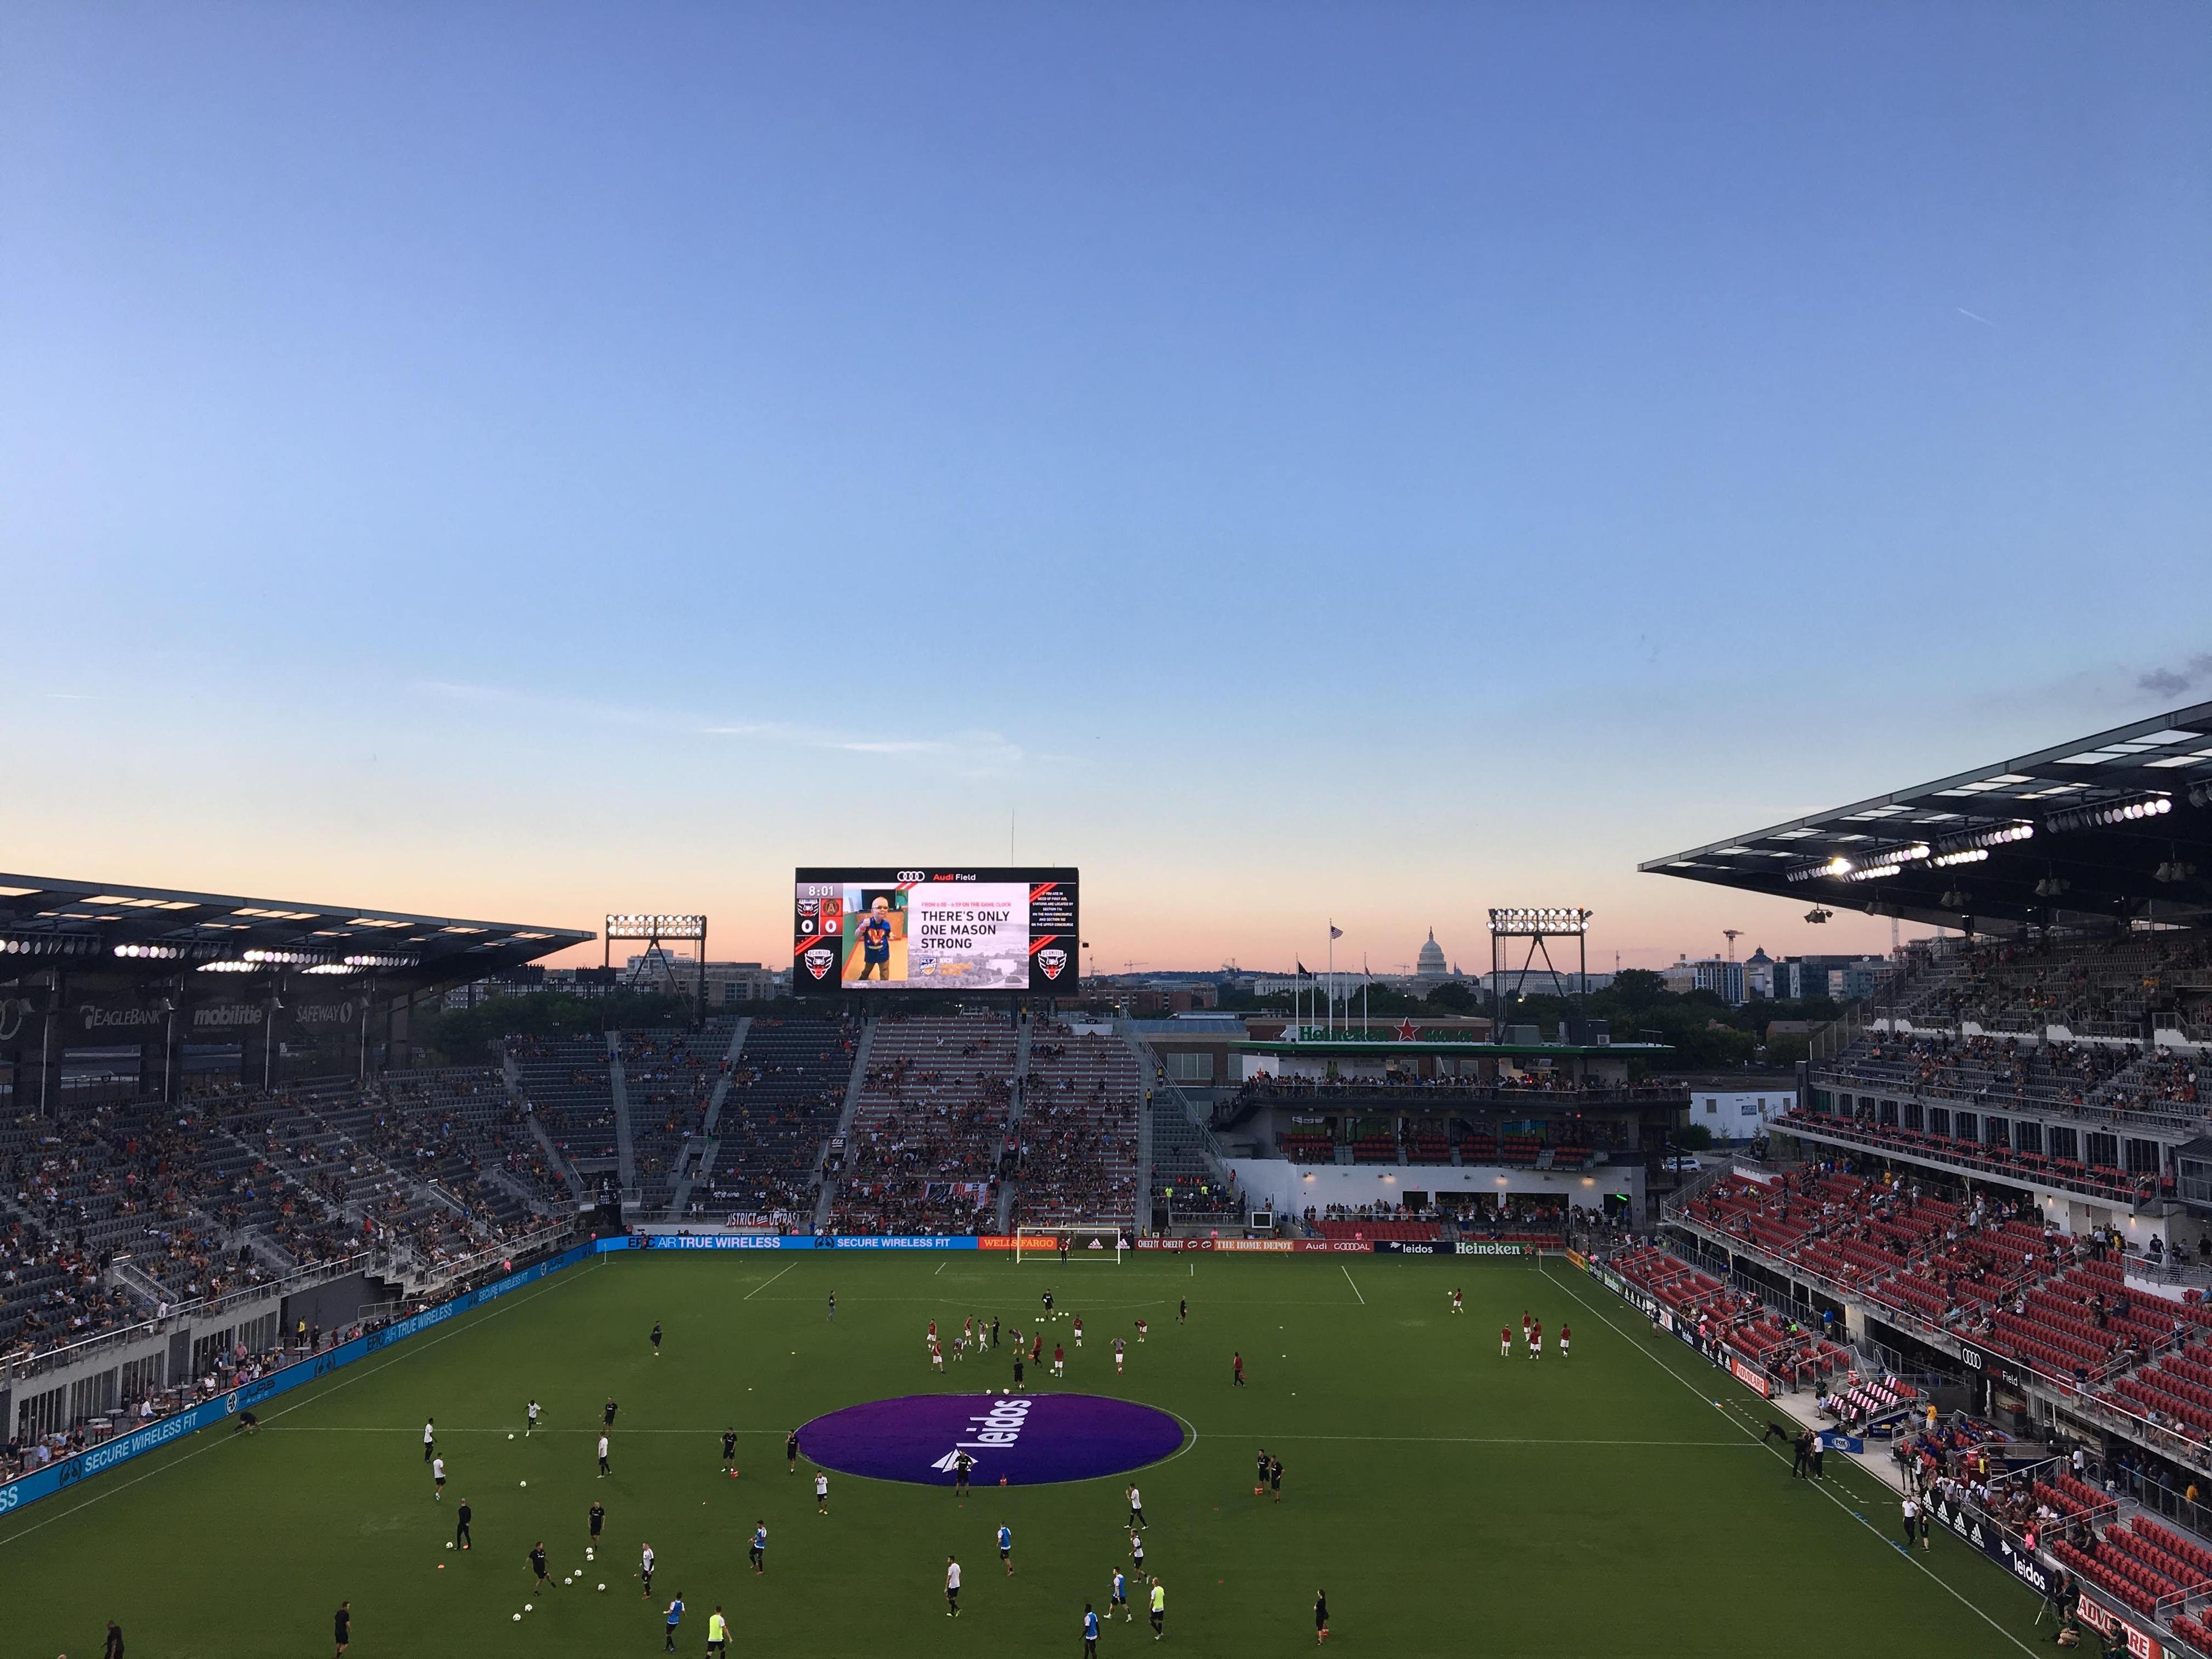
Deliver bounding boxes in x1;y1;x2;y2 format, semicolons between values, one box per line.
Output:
793;868;1078;995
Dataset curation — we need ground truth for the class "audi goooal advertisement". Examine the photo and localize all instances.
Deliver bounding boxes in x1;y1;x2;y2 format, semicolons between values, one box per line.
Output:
793;868;1078;994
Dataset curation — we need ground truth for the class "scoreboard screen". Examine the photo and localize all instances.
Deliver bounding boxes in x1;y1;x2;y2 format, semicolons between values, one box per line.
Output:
792;868;1079;994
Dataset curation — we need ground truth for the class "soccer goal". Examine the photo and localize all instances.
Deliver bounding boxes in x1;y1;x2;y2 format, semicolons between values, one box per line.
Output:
1013;1225;1128;1263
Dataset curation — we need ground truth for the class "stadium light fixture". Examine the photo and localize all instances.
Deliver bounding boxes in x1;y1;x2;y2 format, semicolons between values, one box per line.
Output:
1932;821;2034;855
605;914;707;940
1930;849;1988;868
2189;782;2212;810
1804;908;1832;924
2045;794;2173;835
112;943;187;960
197;959;259;972
1486;908;1591;935
0;934;100;957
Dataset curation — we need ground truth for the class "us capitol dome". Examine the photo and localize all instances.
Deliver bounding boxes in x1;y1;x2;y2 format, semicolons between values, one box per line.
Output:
1416;929;1448;980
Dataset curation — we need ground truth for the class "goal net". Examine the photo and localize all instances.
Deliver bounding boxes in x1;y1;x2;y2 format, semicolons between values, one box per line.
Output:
1013;1225;1128;1263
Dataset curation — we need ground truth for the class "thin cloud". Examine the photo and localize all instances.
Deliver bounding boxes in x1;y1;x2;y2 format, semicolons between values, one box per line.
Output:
2138;654;2212;700
416;680;1024;775
1955;307;1997;327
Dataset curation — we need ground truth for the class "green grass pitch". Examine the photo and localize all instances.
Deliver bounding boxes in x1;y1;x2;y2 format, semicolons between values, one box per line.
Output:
3;1252;2046;1656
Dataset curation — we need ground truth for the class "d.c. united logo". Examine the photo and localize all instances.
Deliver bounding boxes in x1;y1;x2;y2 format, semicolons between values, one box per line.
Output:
1036;948;1067;981
798;1394;1181;1486
803;947;835;981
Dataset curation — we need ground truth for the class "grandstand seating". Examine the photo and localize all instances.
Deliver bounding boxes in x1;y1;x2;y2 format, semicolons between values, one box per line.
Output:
1147;1089;1242;1224
694;1016;857;1220
1315;1218;1437;1243
509;1037;617;1162
620;1024;732;1212
828;1014;1014;1235
1013;1031;1139;1229
0;1065;578;1364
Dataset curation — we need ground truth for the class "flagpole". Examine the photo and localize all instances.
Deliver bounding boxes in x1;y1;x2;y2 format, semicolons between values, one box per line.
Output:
1327;922;1334;1037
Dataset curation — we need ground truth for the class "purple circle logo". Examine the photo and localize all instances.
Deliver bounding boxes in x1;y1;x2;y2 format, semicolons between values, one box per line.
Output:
798;1393;1185;1486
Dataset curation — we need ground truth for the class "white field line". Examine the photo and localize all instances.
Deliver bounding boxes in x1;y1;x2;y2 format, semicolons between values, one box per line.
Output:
1341;1265;1365;1304
743;1261;798;1300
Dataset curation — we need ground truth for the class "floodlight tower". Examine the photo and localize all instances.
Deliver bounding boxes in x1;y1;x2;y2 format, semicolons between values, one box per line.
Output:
605;914;709;1022
1485;908;1594;1033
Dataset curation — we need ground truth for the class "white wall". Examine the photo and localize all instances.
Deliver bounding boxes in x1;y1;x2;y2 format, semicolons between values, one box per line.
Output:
1225;1158;1640;1216
1691;1089;1793;1139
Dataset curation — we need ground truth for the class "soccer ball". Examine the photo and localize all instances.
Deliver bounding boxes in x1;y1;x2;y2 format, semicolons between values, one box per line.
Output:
597;1584;607;1592
563;1576;573;1585
586;1550;594;1559
520;1480;528;1487
446;1542;454;1550
512;1613;521;1623
507;1433;515;1440
523;1604;533;1613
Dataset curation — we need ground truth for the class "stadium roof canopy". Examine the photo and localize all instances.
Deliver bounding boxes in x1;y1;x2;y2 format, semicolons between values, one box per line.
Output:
0;872;590;998
1641;701;2212;935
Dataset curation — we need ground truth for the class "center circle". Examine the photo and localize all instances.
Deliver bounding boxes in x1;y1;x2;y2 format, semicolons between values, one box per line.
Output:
798;1393;1185;1486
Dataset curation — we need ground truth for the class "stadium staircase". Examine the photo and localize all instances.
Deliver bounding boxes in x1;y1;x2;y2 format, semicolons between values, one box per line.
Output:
1131;1039;1241;1230
666;1017;751;1219
997;1013;1036;1234
607;1031;637;1205
499;1050;581;1202
813;1018;880;1232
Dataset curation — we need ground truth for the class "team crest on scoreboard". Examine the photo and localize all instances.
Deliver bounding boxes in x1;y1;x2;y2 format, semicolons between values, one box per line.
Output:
803;946;836;982
1036;948;1067;981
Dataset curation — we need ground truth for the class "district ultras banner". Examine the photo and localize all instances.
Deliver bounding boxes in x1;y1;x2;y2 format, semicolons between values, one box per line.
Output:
793;868;1078;994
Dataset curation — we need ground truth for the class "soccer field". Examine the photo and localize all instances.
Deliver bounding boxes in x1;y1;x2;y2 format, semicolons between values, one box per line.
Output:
3;1252;2044;1657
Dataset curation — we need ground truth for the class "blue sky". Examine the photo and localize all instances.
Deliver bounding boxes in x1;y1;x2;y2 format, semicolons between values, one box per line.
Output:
2;3;2207;973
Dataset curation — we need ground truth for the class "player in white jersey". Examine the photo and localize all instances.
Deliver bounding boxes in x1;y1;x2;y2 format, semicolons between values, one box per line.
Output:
815;1471;830;1514
945;1556;963;1617
527;1399;541;1435
430;1455;446;1498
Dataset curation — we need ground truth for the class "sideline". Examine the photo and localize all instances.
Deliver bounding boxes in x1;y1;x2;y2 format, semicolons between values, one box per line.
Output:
1540;1259;2041;1659
0;1267;584;1552
1340;1266;1365;1305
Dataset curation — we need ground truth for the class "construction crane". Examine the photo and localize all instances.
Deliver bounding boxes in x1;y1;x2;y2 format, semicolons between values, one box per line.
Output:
1722;929;1743;961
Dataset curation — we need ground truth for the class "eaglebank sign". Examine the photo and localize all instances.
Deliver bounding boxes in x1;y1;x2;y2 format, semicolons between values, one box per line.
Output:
798;1394;1184;1487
